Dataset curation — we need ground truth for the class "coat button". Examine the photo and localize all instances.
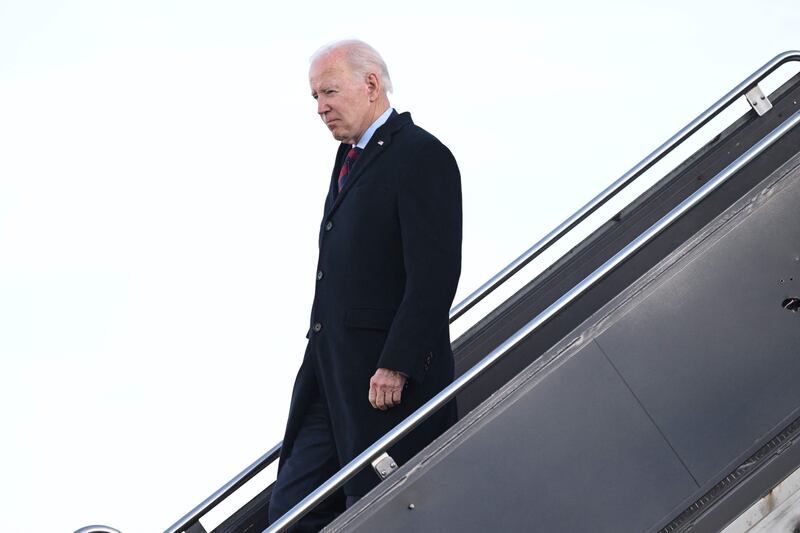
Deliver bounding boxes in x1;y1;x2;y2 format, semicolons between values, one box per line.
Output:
313;322;322;332
316;270;324;281
325;221;333;231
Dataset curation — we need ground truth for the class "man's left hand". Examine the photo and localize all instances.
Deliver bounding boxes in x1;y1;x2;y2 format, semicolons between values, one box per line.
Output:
369;368;407;410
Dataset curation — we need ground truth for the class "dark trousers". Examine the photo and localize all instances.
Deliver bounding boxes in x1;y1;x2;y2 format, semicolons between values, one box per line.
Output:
268;392;354;532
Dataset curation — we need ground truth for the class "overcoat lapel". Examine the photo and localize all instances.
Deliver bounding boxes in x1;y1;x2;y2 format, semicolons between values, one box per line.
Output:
323;111;411;221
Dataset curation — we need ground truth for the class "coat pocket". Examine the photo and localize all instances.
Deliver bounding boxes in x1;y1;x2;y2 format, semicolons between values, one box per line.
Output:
344;308;395;330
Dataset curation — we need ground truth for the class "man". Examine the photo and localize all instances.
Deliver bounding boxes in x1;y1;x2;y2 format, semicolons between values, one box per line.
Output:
268;39;462;531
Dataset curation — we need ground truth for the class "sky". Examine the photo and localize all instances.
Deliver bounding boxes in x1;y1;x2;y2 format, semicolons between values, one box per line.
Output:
1;1;798;532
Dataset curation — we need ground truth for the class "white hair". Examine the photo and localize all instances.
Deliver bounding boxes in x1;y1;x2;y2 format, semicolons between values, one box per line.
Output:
310;39;393;95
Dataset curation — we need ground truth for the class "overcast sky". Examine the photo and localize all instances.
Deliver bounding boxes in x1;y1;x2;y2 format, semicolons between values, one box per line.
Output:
1;1;799;532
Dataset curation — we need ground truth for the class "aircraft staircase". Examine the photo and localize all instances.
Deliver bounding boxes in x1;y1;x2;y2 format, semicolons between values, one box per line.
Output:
78;50;800;533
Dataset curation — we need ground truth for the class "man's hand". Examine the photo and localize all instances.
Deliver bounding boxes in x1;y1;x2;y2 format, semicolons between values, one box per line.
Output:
369;368;407;410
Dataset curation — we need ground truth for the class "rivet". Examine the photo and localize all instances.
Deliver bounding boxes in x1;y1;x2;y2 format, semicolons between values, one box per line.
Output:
408;503;415;510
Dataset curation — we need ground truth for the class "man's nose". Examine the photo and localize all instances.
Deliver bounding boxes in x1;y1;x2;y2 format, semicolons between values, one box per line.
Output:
317;98;330;116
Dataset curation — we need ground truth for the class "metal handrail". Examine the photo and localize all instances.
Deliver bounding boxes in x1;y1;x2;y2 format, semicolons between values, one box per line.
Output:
266;109;800;533
164;50;800;533
163;442;282;533
448;50;800;322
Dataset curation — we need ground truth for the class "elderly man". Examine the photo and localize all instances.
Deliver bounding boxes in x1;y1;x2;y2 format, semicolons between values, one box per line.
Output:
268;39;462;530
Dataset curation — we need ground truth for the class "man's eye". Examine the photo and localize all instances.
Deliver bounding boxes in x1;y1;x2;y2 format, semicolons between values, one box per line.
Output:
324;90;336;95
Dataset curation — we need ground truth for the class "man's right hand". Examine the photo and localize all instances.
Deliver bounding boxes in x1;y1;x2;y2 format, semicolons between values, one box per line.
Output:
368;368;407;410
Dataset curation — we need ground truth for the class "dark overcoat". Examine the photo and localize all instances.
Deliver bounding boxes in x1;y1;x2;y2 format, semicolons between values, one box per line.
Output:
277;111;462;497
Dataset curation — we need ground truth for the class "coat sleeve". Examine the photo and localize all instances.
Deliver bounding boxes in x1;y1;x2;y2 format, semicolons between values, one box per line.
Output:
376;139;462;382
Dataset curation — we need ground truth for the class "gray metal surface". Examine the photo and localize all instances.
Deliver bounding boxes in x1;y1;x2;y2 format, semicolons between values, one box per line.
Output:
337;342;698;533
596;171;800;487
327;138;800;531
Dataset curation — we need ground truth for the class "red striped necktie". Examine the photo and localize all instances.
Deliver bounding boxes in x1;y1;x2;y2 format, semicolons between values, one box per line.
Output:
338;147;362;192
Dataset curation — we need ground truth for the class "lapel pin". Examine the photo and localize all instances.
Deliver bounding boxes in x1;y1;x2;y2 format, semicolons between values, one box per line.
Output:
377;140;384;146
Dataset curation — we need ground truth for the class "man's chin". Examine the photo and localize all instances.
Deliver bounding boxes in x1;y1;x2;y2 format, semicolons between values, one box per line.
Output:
332;132;356;144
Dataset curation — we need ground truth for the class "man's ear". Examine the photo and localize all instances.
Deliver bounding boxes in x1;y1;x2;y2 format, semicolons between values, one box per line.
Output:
366;72;381;101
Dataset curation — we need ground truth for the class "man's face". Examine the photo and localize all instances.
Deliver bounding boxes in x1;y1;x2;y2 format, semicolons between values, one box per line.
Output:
309;52;375;145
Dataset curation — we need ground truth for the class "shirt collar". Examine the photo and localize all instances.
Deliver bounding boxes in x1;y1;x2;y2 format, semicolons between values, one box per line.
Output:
355;107;394;149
